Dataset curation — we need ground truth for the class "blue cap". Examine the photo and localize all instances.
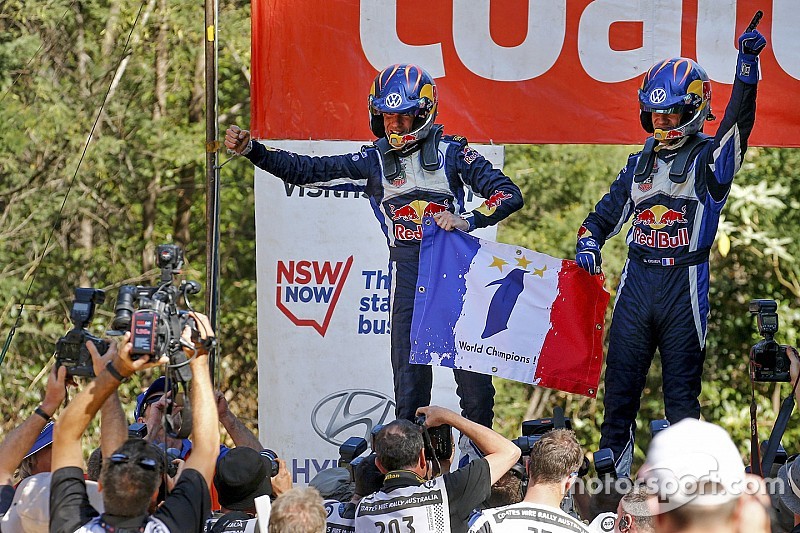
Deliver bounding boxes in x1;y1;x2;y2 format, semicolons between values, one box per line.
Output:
133;376;167;420
24;421;54;460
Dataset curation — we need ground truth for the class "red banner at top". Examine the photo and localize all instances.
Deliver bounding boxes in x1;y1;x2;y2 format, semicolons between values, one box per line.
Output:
251;1;800;147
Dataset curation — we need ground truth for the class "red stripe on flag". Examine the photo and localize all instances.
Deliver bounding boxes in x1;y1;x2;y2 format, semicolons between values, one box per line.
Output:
536;261;609;398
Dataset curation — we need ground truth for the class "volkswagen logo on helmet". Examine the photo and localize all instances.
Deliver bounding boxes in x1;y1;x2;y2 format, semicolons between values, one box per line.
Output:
385;93;403;109
311;389;395;445
649;88;667;105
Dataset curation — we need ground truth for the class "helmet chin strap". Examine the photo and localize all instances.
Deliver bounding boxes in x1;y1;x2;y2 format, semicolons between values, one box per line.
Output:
653;127;684;143
388;132;417;150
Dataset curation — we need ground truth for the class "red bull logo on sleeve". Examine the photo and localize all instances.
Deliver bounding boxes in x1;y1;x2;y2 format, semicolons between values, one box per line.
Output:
631;204;690;250
275;257;353;336
390;200;450;240
476;190;513;216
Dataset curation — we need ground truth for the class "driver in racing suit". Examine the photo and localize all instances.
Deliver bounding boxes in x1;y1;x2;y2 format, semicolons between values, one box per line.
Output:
225;64;522;430
574;29;767;476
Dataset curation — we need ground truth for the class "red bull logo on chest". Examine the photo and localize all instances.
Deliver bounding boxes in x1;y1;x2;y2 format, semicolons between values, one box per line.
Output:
633;205;687;229
390;200;450;240
632;204;690;249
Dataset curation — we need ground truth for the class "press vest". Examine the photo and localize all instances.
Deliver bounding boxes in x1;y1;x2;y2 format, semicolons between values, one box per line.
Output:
356;472;452;533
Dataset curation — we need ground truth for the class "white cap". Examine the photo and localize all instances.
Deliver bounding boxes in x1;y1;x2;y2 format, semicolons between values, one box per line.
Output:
638;419;746;511
1;472;104;532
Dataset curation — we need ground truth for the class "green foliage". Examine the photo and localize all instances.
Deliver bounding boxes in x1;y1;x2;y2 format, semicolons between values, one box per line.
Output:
0;0;256;455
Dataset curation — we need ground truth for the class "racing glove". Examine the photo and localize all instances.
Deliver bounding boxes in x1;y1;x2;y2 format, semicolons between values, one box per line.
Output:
736;29;767;84
576;237;602;275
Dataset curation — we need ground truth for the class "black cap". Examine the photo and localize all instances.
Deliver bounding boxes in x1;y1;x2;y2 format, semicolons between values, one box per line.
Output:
214;447;273;511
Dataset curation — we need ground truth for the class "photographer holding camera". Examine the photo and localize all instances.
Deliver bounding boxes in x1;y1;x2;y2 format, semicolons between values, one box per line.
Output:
49;312;219;533
0;364;70;518
355;405;520;533
469;429;589;533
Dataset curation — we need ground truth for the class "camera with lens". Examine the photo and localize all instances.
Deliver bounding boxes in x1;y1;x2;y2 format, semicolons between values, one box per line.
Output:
55;288;110;377
260;449;280;478
339;436;369;482
164;447;181;478
415;415;453;461
749;299;790;382
128;422;148;439
514;410;573;457
512;435;540;456
108;244;202;383
521;416;572;437
339;437;368;468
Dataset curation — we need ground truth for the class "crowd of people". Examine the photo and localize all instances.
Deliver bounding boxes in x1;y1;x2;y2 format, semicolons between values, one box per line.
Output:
0;316;799;532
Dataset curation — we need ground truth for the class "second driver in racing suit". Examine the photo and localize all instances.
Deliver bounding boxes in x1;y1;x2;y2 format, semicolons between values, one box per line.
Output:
575;29;767;476
225;64;522;431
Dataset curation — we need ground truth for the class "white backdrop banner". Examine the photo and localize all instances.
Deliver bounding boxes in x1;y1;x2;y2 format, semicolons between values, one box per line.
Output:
255;140;504;484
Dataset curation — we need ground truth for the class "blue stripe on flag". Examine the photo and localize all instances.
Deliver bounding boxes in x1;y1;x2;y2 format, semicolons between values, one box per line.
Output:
410;220;480;367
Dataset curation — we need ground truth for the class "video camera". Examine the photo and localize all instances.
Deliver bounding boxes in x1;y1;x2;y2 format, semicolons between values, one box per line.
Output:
108;244;202;383
512;415;574;456
55;288;110;377
749;299;791;382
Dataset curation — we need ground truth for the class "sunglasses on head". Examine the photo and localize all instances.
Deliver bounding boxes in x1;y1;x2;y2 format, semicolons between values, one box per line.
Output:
109;453;159;471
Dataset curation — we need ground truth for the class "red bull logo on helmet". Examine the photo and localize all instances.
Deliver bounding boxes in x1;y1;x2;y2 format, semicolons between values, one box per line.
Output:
390;200;450;241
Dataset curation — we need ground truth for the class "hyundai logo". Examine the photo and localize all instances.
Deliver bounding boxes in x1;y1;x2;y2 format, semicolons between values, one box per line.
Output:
385;92;403;109
311;389;395;445
649;88;667;104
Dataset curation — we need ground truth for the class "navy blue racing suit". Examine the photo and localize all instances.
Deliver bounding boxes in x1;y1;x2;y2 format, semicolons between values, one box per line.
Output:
246;130;522;427
579;76;758;473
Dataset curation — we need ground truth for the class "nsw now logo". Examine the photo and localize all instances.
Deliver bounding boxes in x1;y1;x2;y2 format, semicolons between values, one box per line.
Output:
276;257;353;336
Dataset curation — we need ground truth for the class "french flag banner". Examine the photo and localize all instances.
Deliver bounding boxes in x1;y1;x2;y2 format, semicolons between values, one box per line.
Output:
410;220;610;397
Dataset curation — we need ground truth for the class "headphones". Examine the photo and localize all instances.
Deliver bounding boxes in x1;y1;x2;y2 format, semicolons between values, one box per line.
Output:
618;513;631;533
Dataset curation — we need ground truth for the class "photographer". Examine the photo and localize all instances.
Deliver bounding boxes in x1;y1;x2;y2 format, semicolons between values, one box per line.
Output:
0;364;69;517
355;405;520;533
324;453;385;532
49;312;219;533
468;429;589;533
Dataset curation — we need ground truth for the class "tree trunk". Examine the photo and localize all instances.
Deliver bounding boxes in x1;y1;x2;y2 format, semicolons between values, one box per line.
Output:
142;0;169;272
174;165;196;248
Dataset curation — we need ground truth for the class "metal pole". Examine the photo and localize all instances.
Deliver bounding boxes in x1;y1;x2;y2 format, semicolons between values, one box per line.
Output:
204;0;220;383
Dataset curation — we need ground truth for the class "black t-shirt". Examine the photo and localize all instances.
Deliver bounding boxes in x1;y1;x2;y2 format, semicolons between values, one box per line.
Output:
0;483;14;516
443;458;491;531
50;466;211;533
362;458;490;533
